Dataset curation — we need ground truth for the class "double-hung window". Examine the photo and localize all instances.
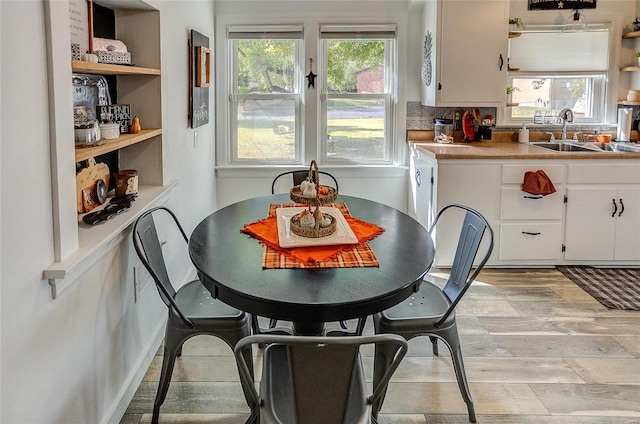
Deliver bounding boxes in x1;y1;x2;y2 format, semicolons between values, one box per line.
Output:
504;25;611;124
320;25;396;163
228;25;303;164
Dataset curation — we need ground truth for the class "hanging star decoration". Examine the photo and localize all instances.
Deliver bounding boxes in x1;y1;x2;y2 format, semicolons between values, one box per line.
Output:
306;58;317;89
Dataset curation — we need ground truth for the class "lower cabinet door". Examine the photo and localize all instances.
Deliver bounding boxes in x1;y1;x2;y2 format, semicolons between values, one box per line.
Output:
500;222;563;261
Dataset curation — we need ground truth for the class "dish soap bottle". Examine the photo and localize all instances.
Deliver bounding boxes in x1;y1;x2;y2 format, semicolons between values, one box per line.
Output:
519;123;529;144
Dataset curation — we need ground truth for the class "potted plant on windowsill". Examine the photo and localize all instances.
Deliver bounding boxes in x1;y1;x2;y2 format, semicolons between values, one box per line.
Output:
509;18;525;29
635;51;640;66
506;86;520;107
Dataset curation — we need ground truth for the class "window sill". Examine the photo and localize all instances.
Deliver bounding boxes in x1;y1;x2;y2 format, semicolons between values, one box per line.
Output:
43;180;178;299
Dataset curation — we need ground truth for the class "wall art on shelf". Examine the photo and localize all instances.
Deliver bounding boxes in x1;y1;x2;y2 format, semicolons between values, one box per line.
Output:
528;0;596;10
190;29;210;128
69;0;93;55
96;104;131;134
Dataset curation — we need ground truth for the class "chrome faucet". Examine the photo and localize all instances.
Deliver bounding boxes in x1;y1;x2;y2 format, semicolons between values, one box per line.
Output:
558;108;573;140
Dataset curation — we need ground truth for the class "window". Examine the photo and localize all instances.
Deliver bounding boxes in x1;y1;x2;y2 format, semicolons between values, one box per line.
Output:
224;23;397;166
320;25;396;163
228;25;303;164
504;25;610;124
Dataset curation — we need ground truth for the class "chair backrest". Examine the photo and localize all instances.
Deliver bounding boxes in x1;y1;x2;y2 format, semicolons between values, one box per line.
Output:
271;170;339;194
132;206;194;326
234;334;407;424
428;204;494;325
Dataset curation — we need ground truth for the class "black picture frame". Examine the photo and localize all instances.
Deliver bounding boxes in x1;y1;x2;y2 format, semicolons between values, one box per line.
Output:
190;30;210;128
96;104;131;134
528;0;596;11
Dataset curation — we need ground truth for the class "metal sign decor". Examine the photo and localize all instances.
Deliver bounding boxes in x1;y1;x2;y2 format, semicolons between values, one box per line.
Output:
528;0;596;10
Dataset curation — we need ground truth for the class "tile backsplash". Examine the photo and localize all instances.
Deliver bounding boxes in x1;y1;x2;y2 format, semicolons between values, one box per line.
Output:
406;102;497;131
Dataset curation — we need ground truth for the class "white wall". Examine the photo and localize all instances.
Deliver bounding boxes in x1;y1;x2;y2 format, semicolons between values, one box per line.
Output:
0;1;216;423
213;0;412;211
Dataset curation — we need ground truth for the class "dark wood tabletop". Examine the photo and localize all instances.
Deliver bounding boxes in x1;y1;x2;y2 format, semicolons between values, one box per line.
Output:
189;194;434;335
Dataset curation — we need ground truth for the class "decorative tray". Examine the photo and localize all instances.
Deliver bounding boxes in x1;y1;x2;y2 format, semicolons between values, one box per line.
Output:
72;73;112;120
276;207;358;248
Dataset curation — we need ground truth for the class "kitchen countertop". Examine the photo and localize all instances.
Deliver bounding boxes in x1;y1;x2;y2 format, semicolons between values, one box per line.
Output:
408;131;640;160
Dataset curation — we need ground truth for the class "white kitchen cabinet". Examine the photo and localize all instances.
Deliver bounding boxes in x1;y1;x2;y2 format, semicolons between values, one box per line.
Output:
564;163;640;263
408;146;436;230
420;0;509;107
564;187;640;261
429;160;501;267
499;163;566;263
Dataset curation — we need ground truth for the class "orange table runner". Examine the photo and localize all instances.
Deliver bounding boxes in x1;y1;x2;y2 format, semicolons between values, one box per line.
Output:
241;203;384;268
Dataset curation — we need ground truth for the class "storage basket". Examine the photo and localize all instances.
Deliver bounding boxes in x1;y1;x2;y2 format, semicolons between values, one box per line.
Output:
94;50;132;65
99;123;120;139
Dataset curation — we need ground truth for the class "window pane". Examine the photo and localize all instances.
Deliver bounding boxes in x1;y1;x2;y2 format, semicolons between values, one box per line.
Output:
326;40;386;94
237;99;295;160
326;98;385;160
237;40;296;94
510;76;596;120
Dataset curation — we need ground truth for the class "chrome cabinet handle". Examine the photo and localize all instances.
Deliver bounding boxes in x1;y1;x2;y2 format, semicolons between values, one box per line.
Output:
618;198;624;217
415;169;421;188
612;198;618;217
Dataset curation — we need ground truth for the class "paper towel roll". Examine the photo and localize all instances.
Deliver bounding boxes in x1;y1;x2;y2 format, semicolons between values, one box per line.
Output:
617;108;633;141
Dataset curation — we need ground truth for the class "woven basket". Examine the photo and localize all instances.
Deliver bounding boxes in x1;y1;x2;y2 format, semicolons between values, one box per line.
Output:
288;160;338;238
289;160;337;205
289;209;337;238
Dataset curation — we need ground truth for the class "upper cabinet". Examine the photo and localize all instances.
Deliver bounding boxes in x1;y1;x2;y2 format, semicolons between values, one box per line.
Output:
420;0;509;107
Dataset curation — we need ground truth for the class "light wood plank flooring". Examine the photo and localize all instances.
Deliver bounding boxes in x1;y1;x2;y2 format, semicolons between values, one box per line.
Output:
120;269;640;423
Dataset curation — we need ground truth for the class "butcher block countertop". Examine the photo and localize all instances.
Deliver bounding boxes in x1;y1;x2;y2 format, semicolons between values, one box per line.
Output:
407;130;640;160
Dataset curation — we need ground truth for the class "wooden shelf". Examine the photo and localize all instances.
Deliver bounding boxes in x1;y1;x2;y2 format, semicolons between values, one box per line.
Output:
75;129;162;162
508;31;521;38
621;65;640;72
72;60;161;76
506;102;519;107
622;30;640;39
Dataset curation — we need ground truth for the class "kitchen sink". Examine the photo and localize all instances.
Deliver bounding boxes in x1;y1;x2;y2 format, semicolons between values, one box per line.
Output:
530;141;601;152
583;142;640;153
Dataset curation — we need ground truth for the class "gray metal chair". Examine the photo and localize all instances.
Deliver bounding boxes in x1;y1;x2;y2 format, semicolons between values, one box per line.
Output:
235;334;407;424
372;204;494;423
132;206;255;424
271;169;339;195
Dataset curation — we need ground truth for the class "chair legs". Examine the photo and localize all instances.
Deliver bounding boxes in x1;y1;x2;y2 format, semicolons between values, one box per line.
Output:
373;323;476;423
152;324;255;424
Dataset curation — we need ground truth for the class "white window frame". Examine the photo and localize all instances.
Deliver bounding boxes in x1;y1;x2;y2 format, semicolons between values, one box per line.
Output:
500;21;618;126
319;24;397;164
227;25;304;165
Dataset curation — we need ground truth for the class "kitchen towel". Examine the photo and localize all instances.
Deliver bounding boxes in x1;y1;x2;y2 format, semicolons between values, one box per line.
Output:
522;169;556;196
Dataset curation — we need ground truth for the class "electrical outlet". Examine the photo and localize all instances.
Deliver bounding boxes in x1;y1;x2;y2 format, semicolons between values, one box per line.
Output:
133;264;153;302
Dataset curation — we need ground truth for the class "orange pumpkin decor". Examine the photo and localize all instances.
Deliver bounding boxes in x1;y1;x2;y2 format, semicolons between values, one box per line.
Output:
318;185;330;196
130;116;141;134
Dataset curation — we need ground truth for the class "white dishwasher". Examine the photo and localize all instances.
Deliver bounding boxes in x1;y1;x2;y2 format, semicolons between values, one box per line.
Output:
408;146;436;230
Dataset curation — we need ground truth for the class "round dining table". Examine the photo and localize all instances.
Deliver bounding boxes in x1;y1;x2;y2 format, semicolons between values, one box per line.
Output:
189;194;435;335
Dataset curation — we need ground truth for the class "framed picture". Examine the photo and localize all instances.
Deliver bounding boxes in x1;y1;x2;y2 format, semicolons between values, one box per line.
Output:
96;104;132;134
197;46;211;88
190;30;210;128
69;0;94;55
528;0;596;10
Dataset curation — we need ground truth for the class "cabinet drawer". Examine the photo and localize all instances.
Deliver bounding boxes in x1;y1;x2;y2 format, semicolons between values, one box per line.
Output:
501;187;564;219
500;223;563;260
502;164;565;184
567;163;640;184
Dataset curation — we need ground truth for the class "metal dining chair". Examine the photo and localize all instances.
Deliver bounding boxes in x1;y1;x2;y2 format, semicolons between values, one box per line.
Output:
235;333;407;424
271;169;339;195
372;204;494;423
132;206;256;423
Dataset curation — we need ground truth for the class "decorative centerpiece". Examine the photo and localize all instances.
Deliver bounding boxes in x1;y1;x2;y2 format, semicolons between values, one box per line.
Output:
289;160;338;238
